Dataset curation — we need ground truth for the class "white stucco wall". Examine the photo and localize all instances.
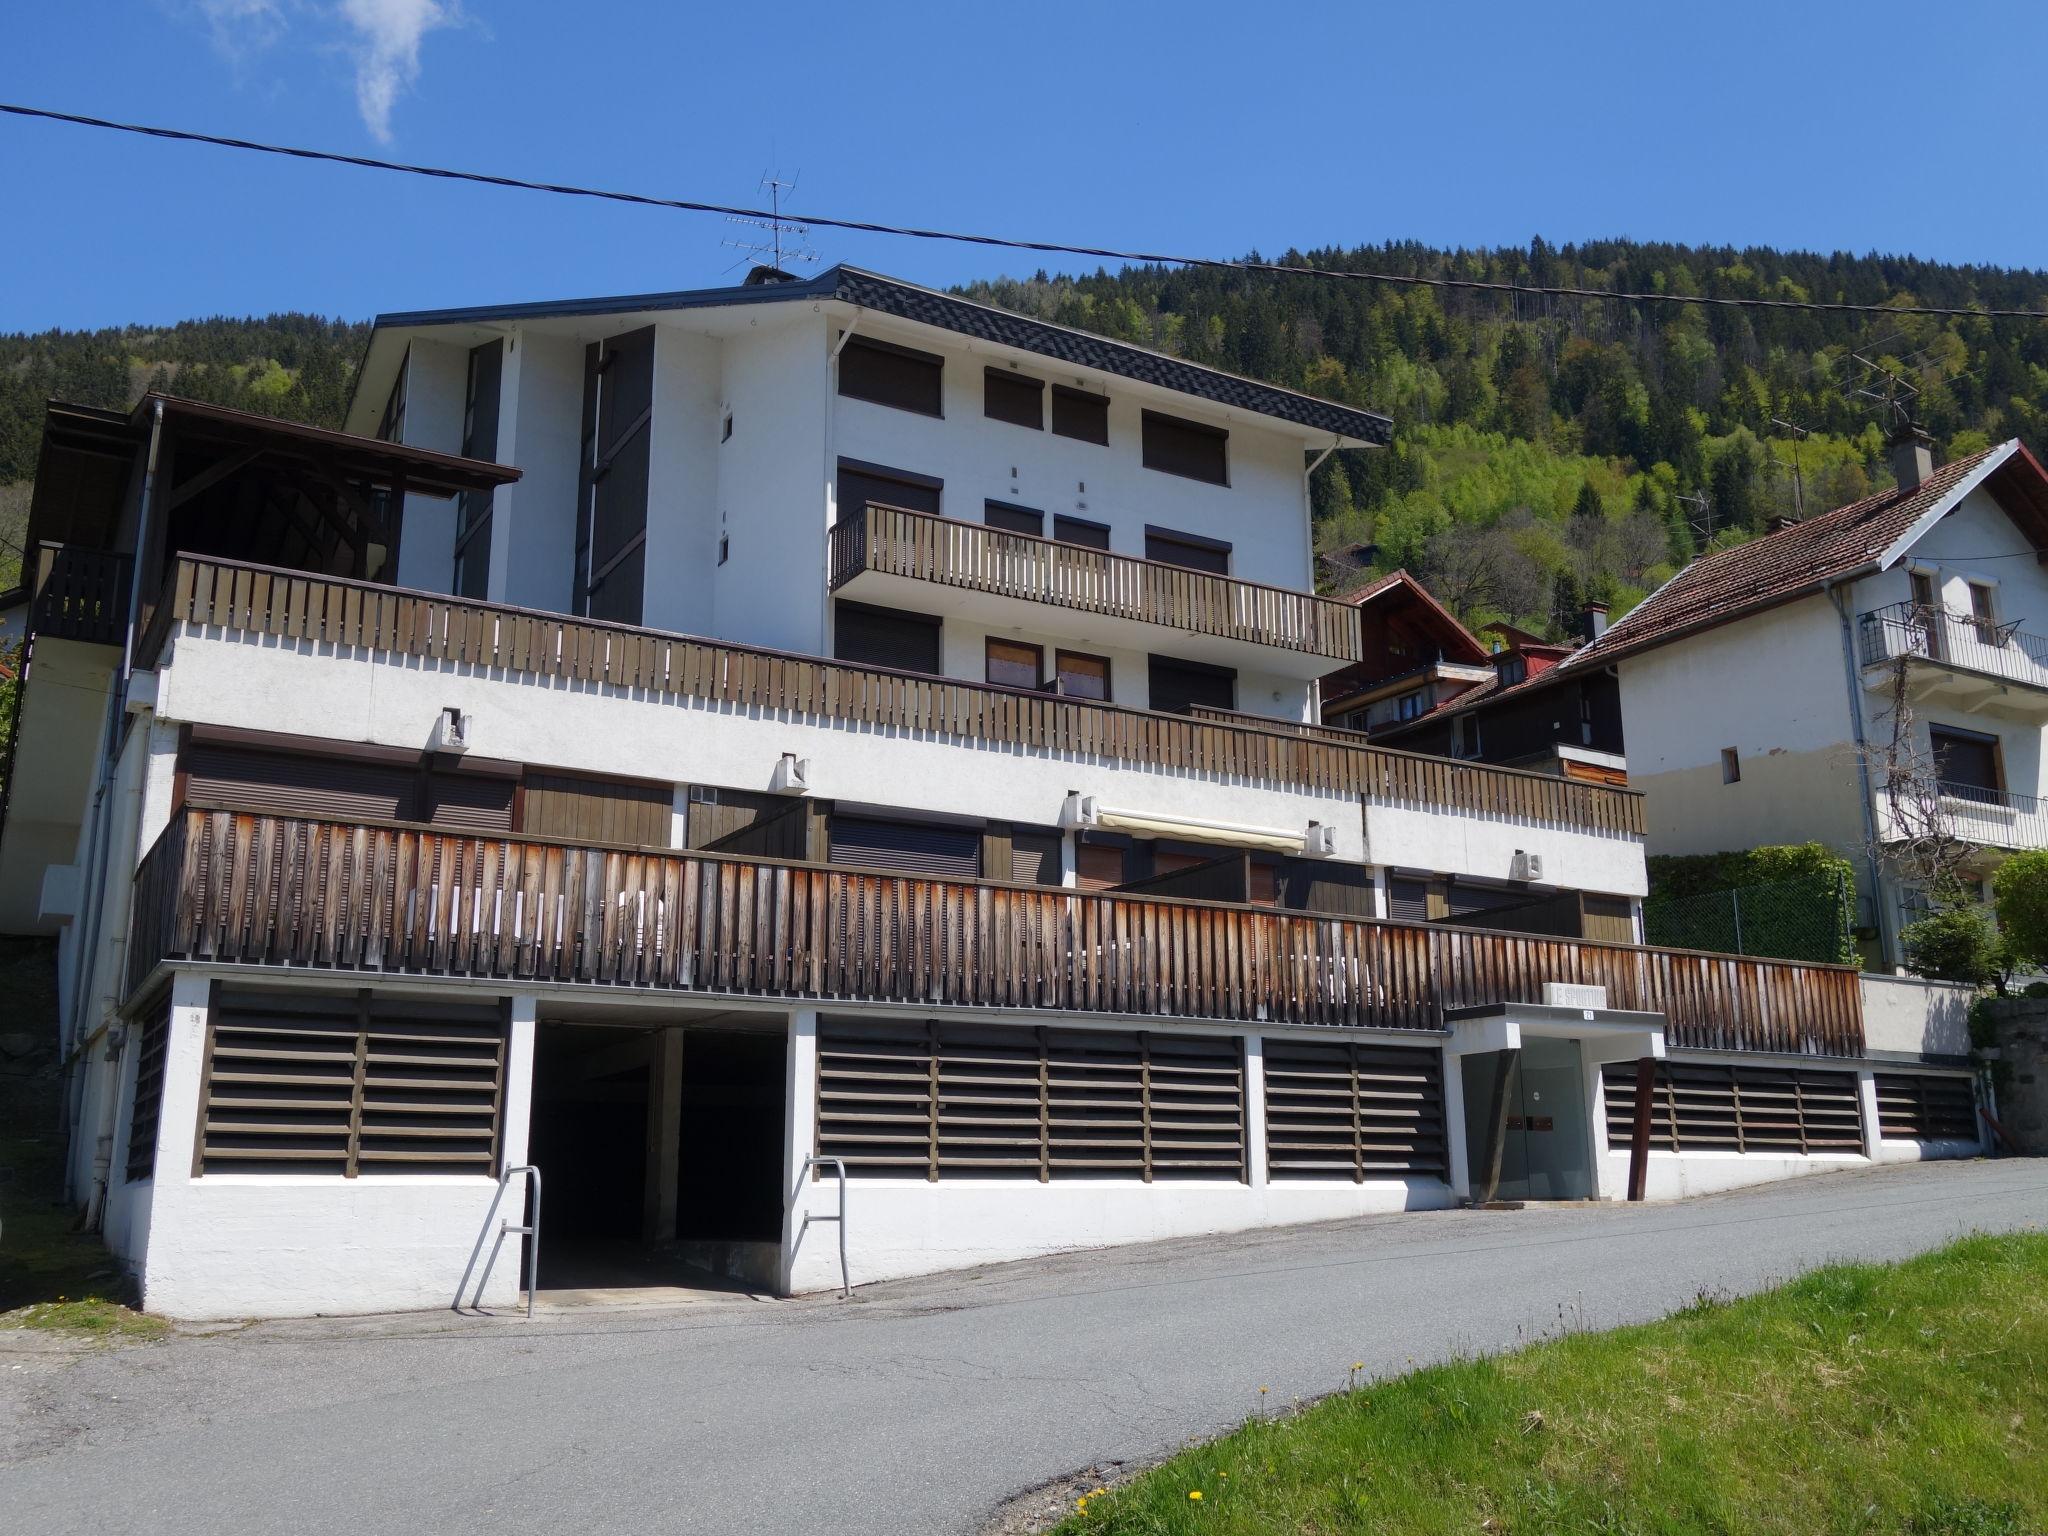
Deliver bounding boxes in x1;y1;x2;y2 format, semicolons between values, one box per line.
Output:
1363;801;1647;897
154;628;1370;863
1617;594;1865;859
710;314;831;655
1859;974;1974;1057
491;330;584;615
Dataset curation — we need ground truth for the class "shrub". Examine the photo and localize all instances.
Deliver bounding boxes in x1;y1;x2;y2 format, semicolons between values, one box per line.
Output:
1991;850;2048;970
1901;906;2012;992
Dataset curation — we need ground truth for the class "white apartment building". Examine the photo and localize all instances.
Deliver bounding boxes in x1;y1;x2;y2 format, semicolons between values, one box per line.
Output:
0;268;1981;1321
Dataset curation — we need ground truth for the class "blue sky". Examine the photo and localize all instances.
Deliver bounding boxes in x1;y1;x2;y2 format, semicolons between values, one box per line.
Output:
3;1;2045;332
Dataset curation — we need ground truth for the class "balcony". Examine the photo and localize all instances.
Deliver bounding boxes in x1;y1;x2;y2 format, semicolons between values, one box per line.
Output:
1932;781;2048;854
828;502;1362;676
127;806;1860;1056
30;543;132;647
1859;602;2048;720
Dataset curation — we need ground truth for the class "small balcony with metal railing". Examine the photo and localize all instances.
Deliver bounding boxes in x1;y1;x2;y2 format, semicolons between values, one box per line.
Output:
827;501;1362;678
1858;602;2048;719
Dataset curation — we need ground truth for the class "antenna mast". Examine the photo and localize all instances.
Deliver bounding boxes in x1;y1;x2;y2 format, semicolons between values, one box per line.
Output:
722;170;821;275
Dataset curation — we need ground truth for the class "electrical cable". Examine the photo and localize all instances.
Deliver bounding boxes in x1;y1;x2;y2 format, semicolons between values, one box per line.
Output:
7;101;2048;321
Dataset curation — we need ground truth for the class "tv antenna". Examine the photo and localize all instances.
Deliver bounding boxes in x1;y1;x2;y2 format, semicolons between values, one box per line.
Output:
1769;416;1812;520
722;171;821;276
1845;351;1921;434
1674;489;1712;545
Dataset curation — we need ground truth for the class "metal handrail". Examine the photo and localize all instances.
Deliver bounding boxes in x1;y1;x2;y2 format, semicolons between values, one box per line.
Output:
797;1155;850;1299
457;1164;542;1318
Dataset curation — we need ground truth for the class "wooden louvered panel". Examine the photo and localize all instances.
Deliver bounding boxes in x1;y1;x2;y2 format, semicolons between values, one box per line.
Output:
1045;1030;1145;1178
357;1016;505;1172
815;1021;934;1175
1601;1061;1863;1154
124;998;171;1183
1874;1072;1979;1142
1143;1032;1245;1179
199;989;505;1177
936;1025;1045;1177
1264;1038;1446;1180
814;1019;1244;1182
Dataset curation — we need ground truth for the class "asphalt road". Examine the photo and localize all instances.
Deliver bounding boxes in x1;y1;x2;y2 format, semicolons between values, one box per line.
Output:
5;1159;2044;1536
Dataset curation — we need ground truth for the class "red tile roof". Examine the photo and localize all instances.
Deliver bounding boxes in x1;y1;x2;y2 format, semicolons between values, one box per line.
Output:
1563;441;2046;672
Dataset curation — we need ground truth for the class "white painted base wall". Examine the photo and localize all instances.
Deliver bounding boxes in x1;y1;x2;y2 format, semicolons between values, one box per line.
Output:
784;1176;1455;1296
1601;1148;1871;1201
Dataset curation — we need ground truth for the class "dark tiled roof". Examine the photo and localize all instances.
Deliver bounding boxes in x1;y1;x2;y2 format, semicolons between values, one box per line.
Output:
372;265;1392;446
1564;444;2013;671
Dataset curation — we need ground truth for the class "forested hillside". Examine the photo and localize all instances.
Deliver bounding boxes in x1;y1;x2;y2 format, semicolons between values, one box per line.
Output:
6;238;2048;634
0;315;368;588
964;240;2048;634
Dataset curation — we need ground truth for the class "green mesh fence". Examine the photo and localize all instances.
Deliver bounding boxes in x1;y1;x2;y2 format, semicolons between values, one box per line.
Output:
1641;872;1855;964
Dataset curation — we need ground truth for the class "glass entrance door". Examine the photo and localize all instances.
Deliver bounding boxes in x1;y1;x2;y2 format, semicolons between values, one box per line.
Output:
1460;1037;1593;1201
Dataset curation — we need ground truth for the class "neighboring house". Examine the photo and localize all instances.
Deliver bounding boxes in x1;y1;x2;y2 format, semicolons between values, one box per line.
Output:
1550;431;2048;971
1318;570;1495;735
0;268;1980;1321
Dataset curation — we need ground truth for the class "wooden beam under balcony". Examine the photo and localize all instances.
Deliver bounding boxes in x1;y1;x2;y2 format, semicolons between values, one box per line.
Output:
828;502;1364;664
128;807;1863;1058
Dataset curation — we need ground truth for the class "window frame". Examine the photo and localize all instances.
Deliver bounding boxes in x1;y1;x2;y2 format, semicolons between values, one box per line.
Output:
985;636;1045;691
1053;648;1112;702
983;500;1045;537
1720;747;1741;785
1930;723;2003;799
1147;653;1237;715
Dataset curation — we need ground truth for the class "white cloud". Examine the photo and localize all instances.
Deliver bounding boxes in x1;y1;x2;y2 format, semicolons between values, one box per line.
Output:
339;0;453;142
190;0;290;61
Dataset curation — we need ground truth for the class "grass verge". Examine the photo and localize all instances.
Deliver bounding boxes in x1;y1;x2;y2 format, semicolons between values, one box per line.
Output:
1052;1232;2046;1536
0;937;167;1342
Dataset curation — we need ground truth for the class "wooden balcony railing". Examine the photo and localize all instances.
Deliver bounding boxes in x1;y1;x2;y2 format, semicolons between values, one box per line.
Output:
144;557;1645;836
1359;746;1647;837
128;807;1862;1056
828;502;1363;663
31;543;132;646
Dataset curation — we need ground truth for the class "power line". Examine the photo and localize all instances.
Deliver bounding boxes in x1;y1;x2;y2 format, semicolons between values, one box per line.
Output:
8;100;2048;322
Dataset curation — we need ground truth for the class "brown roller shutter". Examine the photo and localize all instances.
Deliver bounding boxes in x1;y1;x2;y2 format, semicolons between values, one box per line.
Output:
1051;386;1109;445
423;771;515;834
1386;877;1430;924
829;816;980;878
1009;828;1064;887
836;460;941;521
983;369;1043;429
182;744;417;823
1141;411;1228;484
838;337;944;416
834;601;941;675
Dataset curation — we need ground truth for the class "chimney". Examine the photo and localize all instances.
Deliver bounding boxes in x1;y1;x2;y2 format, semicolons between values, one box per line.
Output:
1581;600;1609;644
1765;513;1802;534
743;264;798;286
1890;426;1934;492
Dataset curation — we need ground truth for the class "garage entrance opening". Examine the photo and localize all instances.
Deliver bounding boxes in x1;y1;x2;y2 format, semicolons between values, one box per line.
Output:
525;1020;788;1294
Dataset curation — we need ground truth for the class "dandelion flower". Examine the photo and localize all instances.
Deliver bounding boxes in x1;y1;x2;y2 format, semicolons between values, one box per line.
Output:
1188;1490;1203;1501
1258;1385;1269;1394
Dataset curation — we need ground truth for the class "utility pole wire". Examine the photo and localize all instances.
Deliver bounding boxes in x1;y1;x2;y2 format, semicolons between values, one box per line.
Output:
8;100;2048;321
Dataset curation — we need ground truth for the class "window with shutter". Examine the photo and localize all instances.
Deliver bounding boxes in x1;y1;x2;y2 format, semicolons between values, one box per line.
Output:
836;459;942;522
1147;655;1235;714
1141;410;1228;484
1144;526;1231;575
1075;840;1127;890
983;501;1044;536
1050;385;1109;445
578;327;655;624
1931;725;2001;797
1386;877;1430;924
421;769;516;834
1053;514;1111;550
838;337;944;416
1008;828;1064;887
1054;650;1110;701
983;368;1043;429
833;601;942;675
828;816;981;878
986;638;1043;690
197;990;507;1177
182;744;418;824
